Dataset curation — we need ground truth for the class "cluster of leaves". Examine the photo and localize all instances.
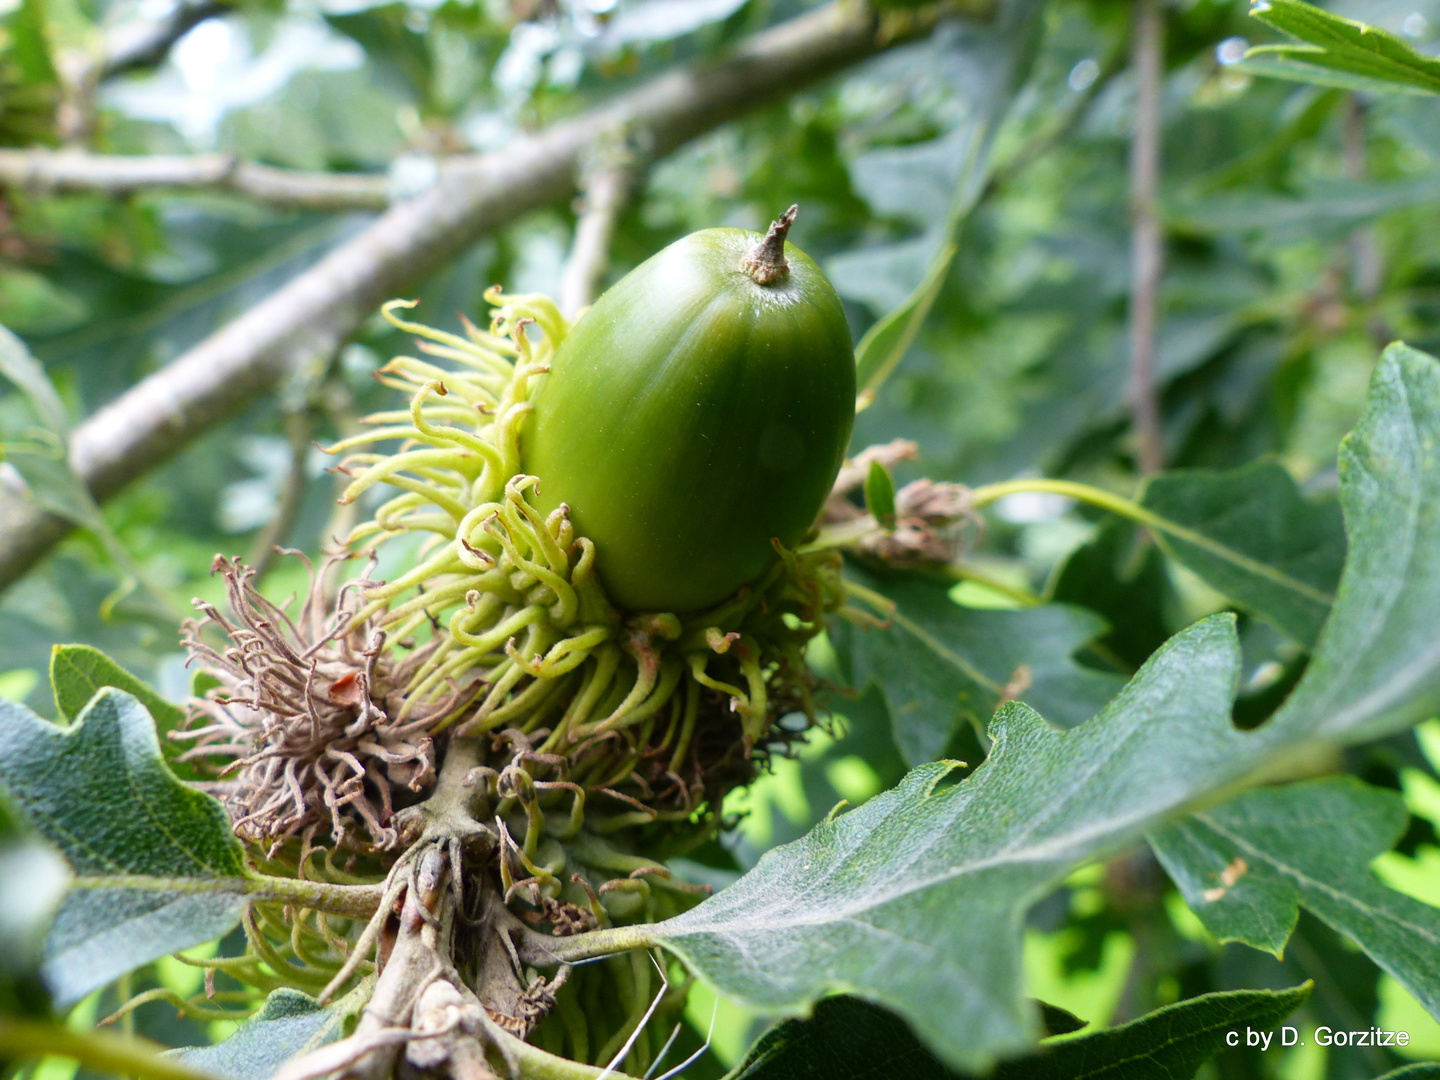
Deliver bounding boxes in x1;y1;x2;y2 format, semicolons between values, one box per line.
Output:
4;0;1440;1079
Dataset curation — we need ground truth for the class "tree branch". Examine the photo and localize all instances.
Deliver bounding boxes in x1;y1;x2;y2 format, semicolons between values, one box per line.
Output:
1128;0;1165;476
99;0;228;82
0;0;952;590
0;149;392;211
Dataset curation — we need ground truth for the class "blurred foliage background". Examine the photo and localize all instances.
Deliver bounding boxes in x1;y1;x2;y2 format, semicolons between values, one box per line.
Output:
3;0;1440;1076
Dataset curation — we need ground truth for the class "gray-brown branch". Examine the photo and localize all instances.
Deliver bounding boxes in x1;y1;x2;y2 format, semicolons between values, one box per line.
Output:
100;0;229;81
0;149;391;211
0;0;956;591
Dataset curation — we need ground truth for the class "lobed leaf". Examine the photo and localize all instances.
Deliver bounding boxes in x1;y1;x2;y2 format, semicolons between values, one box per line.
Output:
1151;778;1440;1021
1140;461;1345;647
1244;1;1440;96
636;615;1249;1070
1259;343;1440;747
50;643;185;729
0;689;252;1005
729;984;1311;1080
833;565;1125;765
574;342;1440;1071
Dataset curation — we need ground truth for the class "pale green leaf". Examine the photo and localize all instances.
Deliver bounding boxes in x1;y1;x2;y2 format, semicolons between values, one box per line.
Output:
1151;778;1440;1020
171;989;348;1080
1245;0;1440;96
0;324;106;535
864;459;897;532
0;689;252;1005
0;322;69;435
1233;53;1434;96
1140;461;1344;647
50;643;185;729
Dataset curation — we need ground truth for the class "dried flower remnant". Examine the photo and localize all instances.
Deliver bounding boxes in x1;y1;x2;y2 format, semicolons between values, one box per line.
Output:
824;440;980;567
175;553;464;851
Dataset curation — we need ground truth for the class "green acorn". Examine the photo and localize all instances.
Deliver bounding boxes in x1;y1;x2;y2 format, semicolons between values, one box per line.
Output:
522;206;856;612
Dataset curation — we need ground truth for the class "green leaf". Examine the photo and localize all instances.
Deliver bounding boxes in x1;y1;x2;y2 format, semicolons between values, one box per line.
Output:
729;985;1311;1080
0;323;70;436
1050;521;1172;671
1034;1001;1085;1038
849;0;1042;401
1139;461;1345;647
853;240;957;402
0;689;252;1005
1232;53;1433;96
0;327;175;620
171;989;348;1080
1245;1;1440;96
1150;778;1440;1020
0;323;106;536
8;0;60;85
1147;344;1440;1028
632;615;1250;1071
1174;178;1440;238
50;644;185;729
1374;1067;1440;1080
1260;344;1440;747
864;460;897;531
0;790;68;1016
565;342;1440;1071
834;566;1126;765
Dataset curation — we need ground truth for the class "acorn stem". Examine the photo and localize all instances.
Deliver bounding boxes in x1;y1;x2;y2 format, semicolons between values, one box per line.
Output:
740;204;798;285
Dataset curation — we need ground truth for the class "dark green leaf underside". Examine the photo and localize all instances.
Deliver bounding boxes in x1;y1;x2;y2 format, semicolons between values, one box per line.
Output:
172;989;348;1080
729;985;1310;1080
836;565;1124;765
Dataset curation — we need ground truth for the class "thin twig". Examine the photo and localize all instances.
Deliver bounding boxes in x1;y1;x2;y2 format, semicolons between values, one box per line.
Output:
1341;94;1389;346
250;410;316;581
0;149;392;211
559;137;645;320
0;0;958;591
1128;0;1165;476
